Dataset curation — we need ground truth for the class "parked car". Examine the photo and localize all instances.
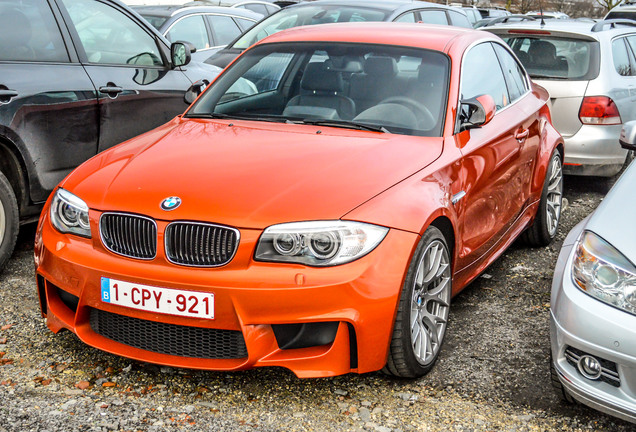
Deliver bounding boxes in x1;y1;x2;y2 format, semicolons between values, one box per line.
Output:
183;0;281;17
205;0;472;68
477;7;510;19
526;11;570;20
459;6;481;26
549;121;636;423
486;20;636;176
0;0;221;271
605;1;636;21
132;5;262;61
34;22;562;378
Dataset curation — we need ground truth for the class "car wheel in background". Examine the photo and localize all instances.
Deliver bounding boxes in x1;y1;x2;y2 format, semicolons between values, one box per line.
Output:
523;150;563;247
0;171;19;272
550;356;576;404
625;150;635;167
384;226;451;378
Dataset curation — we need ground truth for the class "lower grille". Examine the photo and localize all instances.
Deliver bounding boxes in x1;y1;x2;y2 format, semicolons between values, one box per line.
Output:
565;346;620;387
90;308;247;359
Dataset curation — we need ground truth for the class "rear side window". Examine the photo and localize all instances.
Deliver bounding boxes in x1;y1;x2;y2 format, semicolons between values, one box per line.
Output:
166;15;210;50
502;36;599;80
448;11;471;28
461;42;509;110
209;15;243;46
418;10;448;25
395;12;417;23
0;0;69;62
243;4;268;16
613;37;635;76
235;18;256;31
493;43;528;102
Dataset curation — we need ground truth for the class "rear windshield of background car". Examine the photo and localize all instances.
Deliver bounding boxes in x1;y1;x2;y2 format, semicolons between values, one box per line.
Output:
187;42;450;137
605;11;636;20
232;6;389;49
502;36;600;80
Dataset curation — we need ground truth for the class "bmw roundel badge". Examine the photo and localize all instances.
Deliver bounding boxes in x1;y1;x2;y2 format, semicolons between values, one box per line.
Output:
160;196;181;211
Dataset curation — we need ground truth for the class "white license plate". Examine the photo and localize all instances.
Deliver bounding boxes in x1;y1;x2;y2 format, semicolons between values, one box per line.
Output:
100;277;214;320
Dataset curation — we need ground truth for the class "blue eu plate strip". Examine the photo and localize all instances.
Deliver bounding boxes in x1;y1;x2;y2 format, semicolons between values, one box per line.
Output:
101;277;111;302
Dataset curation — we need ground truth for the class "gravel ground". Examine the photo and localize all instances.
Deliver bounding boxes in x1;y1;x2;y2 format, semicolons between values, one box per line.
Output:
1;174;633;432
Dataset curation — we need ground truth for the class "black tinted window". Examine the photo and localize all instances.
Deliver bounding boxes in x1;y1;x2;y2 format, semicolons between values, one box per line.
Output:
461;42;509;109
0;0;69;62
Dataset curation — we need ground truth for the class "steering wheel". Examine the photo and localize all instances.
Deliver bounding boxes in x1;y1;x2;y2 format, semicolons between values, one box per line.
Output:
379;96;436;130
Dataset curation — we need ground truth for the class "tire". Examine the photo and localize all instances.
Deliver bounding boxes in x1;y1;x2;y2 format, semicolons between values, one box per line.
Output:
383;226;452;378
0;170;19;272
550;355;575;404
523;149;563;247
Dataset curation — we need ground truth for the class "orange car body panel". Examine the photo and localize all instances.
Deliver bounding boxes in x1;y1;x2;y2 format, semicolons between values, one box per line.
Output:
34;23;562;377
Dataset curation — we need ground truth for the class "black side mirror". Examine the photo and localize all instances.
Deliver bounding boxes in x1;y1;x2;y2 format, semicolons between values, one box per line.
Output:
458;94;496;132
620;121;636;151
184;79;209;104
171;41;196;68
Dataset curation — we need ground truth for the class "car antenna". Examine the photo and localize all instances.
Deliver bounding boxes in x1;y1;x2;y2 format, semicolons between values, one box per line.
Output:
539;0;546;26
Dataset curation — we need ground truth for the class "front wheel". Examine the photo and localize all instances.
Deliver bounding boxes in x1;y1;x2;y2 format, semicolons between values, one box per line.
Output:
523;149;563;247
383;226;452;378
0;170;19;272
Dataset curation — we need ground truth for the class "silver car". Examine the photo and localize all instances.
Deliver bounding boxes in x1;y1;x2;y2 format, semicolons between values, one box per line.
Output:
487;20;636;176
549;121;636;423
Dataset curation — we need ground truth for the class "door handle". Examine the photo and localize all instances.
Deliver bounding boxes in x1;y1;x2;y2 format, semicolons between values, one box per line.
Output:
0;89;18;103
515;129;529;142
99;85;123;98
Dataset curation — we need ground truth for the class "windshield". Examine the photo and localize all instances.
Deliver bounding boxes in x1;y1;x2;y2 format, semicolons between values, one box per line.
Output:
502;36;599;80
187;42;449;137
232;6;389;50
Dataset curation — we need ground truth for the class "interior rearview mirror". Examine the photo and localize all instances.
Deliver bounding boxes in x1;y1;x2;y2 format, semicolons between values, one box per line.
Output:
620;120;636;151
458;94;496;132
171;41;195;68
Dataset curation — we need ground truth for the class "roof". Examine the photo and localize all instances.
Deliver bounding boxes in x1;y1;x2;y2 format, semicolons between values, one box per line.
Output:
255;21;489;53
131;4;262;18
283;0;461;13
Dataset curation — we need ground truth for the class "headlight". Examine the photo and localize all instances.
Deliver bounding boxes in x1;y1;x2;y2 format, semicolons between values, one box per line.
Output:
50;189;91;238
255;221;388;267
572;231;636;314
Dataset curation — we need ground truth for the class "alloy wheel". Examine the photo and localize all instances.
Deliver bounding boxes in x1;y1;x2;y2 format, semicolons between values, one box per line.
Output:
546;154;563;237
409;239;451;366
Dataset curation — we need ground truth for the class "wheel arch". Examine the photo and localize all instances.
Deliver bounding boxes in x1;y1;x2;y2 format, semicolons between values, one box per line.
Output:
0;136;29;212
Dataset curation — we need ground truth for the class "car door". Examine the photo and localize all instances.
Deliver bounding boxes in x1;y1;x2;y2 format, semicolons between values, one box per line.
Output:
0;0;99;203
57;0;194;152
616;35;636;122
454;41;534;272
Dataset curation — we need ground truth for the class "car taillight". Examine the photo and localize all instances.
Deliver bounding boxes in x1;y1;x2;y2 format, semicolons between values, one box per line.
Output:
579;96;621;125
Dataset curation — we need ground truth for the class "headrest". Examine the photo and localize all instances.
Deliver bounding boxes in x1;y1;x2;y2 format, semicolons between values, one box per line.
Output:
364;56;398;78
528;41;556;59
326;56;364;74
301;62;345;93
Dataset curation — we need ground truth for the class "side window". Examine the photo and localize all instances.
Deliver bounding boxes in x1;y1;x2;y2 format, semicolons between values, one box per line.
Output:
493;43;527;102
209;15;242;46
0;1;69;62
395;12;417;23
448;11;471;28
235;18;256;32
461;42;510;110
166;15;210;51
418;10;449;25
624;35;636;74
612;38;634;76
243;4;268;16
61;0;162;66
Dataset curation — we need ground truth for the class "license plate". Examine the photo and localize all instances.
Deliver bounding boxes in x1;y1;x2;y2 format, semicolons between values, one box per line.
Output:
100;277;214;320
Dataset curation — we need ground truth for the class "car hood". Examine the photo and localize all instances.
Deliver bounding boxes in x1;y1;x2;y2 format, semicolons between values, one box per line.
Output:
584;162;636;258
62;118;443;229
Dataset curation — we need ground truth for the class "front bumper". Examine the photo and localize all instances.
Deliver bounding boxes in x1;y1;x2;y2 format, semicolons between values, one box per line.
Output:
562;124;627;177
550;221;636;423
34;207;418;378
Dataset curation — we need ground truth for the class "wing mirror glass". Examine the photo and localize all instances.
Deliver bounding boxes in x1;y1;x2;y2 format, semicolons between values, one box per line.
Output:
171;41;196;68
458;94;496;132
184;79;209;105
620;120;636;151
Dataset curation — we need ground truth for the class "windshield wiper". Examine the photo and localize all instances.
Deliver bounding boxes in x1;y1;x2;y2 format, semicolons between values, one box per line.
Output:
186;113;286;123
292;119;389;133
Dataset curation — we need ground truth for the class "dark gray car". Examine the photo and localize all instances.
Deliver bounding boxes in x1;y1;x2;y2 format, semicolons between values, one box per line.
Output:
0;0;220;271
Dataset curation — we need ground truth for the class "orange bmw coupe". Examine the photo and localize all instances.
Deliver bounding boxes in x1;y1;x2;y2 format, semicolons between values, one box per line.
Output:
34;23;563;378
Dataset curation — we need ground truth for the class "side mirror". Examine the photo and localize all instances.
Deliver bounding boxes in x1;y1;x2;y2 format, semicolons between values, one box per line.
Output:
184;79;209;104
620;120;636;151
458;94;496;132
171;41;196;68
